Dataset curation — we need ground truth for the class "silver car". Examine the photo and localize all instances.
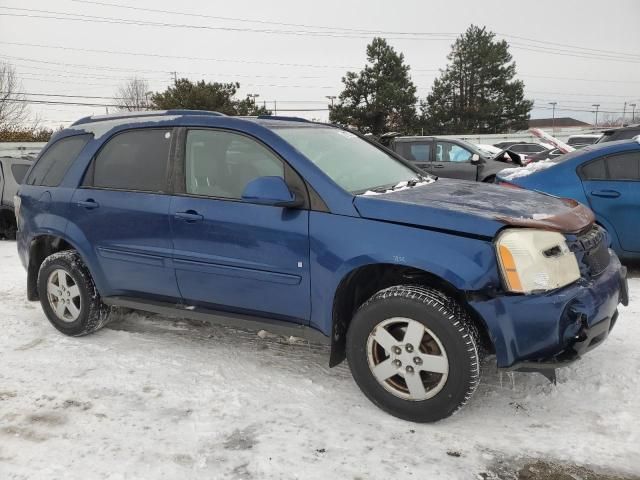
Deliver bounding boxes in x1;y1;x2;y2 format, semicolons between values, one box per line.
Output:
0;156;33;239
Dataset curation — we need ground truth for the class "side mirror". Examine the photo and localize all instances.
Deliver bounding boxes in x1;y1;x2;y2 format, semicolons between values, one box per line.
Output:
503;150;524;166
241;176;303;208
470;153;481;164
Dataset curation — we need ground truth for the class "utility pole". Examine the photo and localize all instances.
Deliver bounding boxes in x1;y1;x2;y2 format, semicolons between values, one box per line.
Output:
630;103;637;122
549;102;557;134
325;95;336;107
247;93;259;105
170;71;178;83
274;100;277;115
592;104;600;128
622;102;627;126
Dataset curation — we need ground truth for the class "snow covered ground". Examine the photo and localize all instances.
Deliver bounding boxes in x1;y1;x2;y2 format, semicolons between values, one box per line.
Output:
0;240;638;479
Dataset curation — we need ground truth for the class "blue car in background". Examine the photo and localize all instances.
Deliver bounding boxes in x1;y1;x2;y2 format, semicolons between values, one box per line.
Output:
498;139;640;262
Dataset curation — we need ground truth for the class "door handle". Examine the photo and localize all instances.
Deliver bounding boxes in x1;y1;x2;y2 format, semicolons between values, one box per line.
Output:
174;210;204;222
433;164;445;169
77;199;99;209
591;190;621;198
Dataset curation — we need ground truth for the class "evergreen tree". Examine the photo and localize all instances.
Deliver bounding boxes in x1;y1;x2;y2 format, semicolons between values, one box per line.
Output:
151;79;270;116
330;38;417;135
421;25;532;134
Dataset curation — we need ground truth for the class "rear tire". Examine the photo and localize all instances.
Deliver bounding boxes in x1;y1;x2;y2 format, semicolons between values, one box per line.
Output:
346;285;480;423
37;250;111;336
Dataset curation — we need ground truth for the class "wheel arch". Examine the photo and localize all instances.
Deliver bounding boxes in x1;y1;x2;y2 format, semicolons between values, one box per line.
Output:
26;232;97;301
329;262;493;367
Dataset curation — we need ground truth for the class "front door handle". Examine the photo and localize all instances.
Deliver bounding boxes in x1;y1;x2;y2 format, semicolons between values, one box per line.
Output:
591;190;621;198
174;210;204;223
432;164;445;169
77;199;99;209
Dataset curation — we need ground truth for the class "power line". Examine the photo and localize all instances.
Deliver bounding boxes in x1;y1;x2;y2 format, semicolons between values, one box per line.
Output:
6;54;639;90
0;9;457;41
0;40;356;69
67;0;640;60
2;6;639;64
7;97;332;112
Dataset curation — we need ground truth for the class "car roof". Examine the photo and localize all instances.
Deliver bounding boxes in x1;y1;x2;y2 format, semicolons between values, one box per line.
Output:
69;110;326;129
601;123;640;134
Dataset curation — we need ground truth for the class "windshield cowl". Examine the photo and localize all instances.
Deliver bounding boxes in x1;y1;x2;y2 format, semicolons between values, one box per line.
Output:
360;177;436;196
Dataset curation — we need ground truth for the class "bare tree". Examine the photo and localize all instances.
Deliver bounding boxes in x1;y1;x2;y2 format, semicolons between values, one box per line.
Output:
115;77;152;111
598;113;625;128
0;62;29;130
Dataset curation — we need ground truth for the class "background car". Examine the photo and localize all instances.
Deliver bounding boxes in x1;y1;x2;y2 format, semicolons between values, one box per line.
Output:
527;147;565;163
567;134;601;146
388;136;520;182
497;139;640;261
596;124;640;143
0;156;32;239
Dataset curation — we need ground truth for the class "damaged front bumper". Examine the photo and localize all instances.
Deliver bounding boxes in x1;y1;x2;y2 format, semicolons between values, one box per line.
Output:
470;251;628;371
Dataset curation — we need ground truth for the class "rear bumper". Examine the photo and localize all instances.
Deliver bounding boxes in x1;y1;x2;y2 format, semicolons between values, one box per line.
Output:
470;251;627;368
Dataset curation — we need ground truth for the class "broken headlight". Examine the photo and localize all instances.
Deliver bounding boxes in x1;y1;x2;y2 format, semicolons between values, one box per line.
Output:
496;229;580;294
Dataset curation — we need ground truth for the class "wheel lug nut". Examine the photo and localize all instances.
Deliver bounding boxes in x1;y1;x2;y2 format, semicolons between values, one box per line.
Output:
392;346;402;355
393;359;402;367
406;366;414;374
405;344;414;353
414;357;423;365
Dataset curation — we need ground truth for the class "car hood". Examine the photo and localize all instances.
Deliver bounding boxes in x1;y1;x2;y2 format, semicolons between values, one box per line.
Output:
353;178;594;238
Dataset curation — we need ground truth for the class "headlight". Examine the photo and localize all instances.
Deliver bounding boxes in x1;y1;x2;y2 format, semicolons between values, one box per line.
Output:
496;229;580;294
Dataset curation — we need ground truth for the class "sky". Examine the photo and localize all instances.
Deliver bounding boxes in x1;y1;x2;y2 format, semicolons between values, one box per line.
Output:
1;0;639;129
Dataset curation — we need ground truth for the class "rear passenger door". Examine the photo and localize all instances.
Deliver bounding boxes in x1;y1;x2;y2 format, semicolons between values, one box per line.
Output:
433;142;478;180
169;128;311;322
69;128;180;301
581;151;640;253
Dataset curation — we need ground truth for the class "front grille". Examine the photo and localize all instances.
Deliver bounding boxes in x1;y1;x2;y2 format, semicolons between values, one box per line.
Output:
576;225;610;276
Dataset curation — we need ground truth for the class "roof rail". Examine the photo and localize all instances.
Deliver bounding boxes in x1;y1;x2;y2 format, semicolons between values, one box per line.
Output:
256;115;310;123
71;109;225;126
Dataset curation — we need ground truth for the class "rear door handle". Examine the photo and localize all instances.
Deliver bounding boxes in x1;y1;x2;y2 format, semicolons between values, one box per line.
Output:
77;199;99;209
591;190;621;198
174;210;204;222
433;164;445;169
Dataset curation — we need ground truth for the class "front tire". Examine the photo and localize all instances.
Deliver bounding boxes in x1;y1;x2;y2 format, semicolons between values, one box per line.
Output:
37;250;111;336
346;285;480;423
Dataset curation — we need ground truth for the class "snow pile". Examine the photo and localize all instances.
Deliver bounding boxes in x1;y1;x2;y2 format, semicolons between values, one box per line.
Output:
499;159;556;181
362;178;434;196
0;240;638;478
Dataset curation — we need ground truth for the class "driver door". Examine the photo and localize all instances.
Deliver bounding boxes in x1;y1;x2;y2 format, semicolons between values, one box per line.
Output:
433;142;478;180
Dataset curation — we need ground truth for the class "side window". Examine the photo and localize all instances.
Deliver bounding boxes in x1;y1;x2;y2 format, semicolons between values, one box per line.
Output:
85;129;171;192
11;164;30;184
607;153;640;180
436;142;472;162
185;130;284;199
580;158;607;180
26;135;91;187
409;144;431;162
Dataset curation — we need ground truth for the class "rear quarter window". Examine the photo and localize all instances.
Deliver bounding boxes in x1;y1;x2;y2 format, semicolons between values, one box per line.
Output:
11;164;30;184
26;134;92;187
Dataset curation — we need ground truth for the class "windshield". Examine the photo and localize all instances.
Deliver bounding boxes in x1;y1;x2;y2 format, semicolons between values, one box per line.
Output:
274;126;423;193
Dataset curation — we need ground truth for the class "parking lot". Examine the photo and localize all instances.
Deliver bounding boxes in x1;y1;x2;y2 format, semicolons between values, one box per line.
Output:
1;240;638;479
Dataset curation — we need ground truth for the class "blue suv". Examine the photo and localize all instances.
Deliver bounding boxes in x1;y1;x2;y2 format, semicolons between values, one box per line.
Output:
16;111;628;422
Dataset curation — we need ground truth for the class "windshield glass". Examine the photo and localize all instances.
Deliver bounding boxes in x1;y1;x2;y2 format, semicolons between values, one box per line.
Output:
274;126;423;193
